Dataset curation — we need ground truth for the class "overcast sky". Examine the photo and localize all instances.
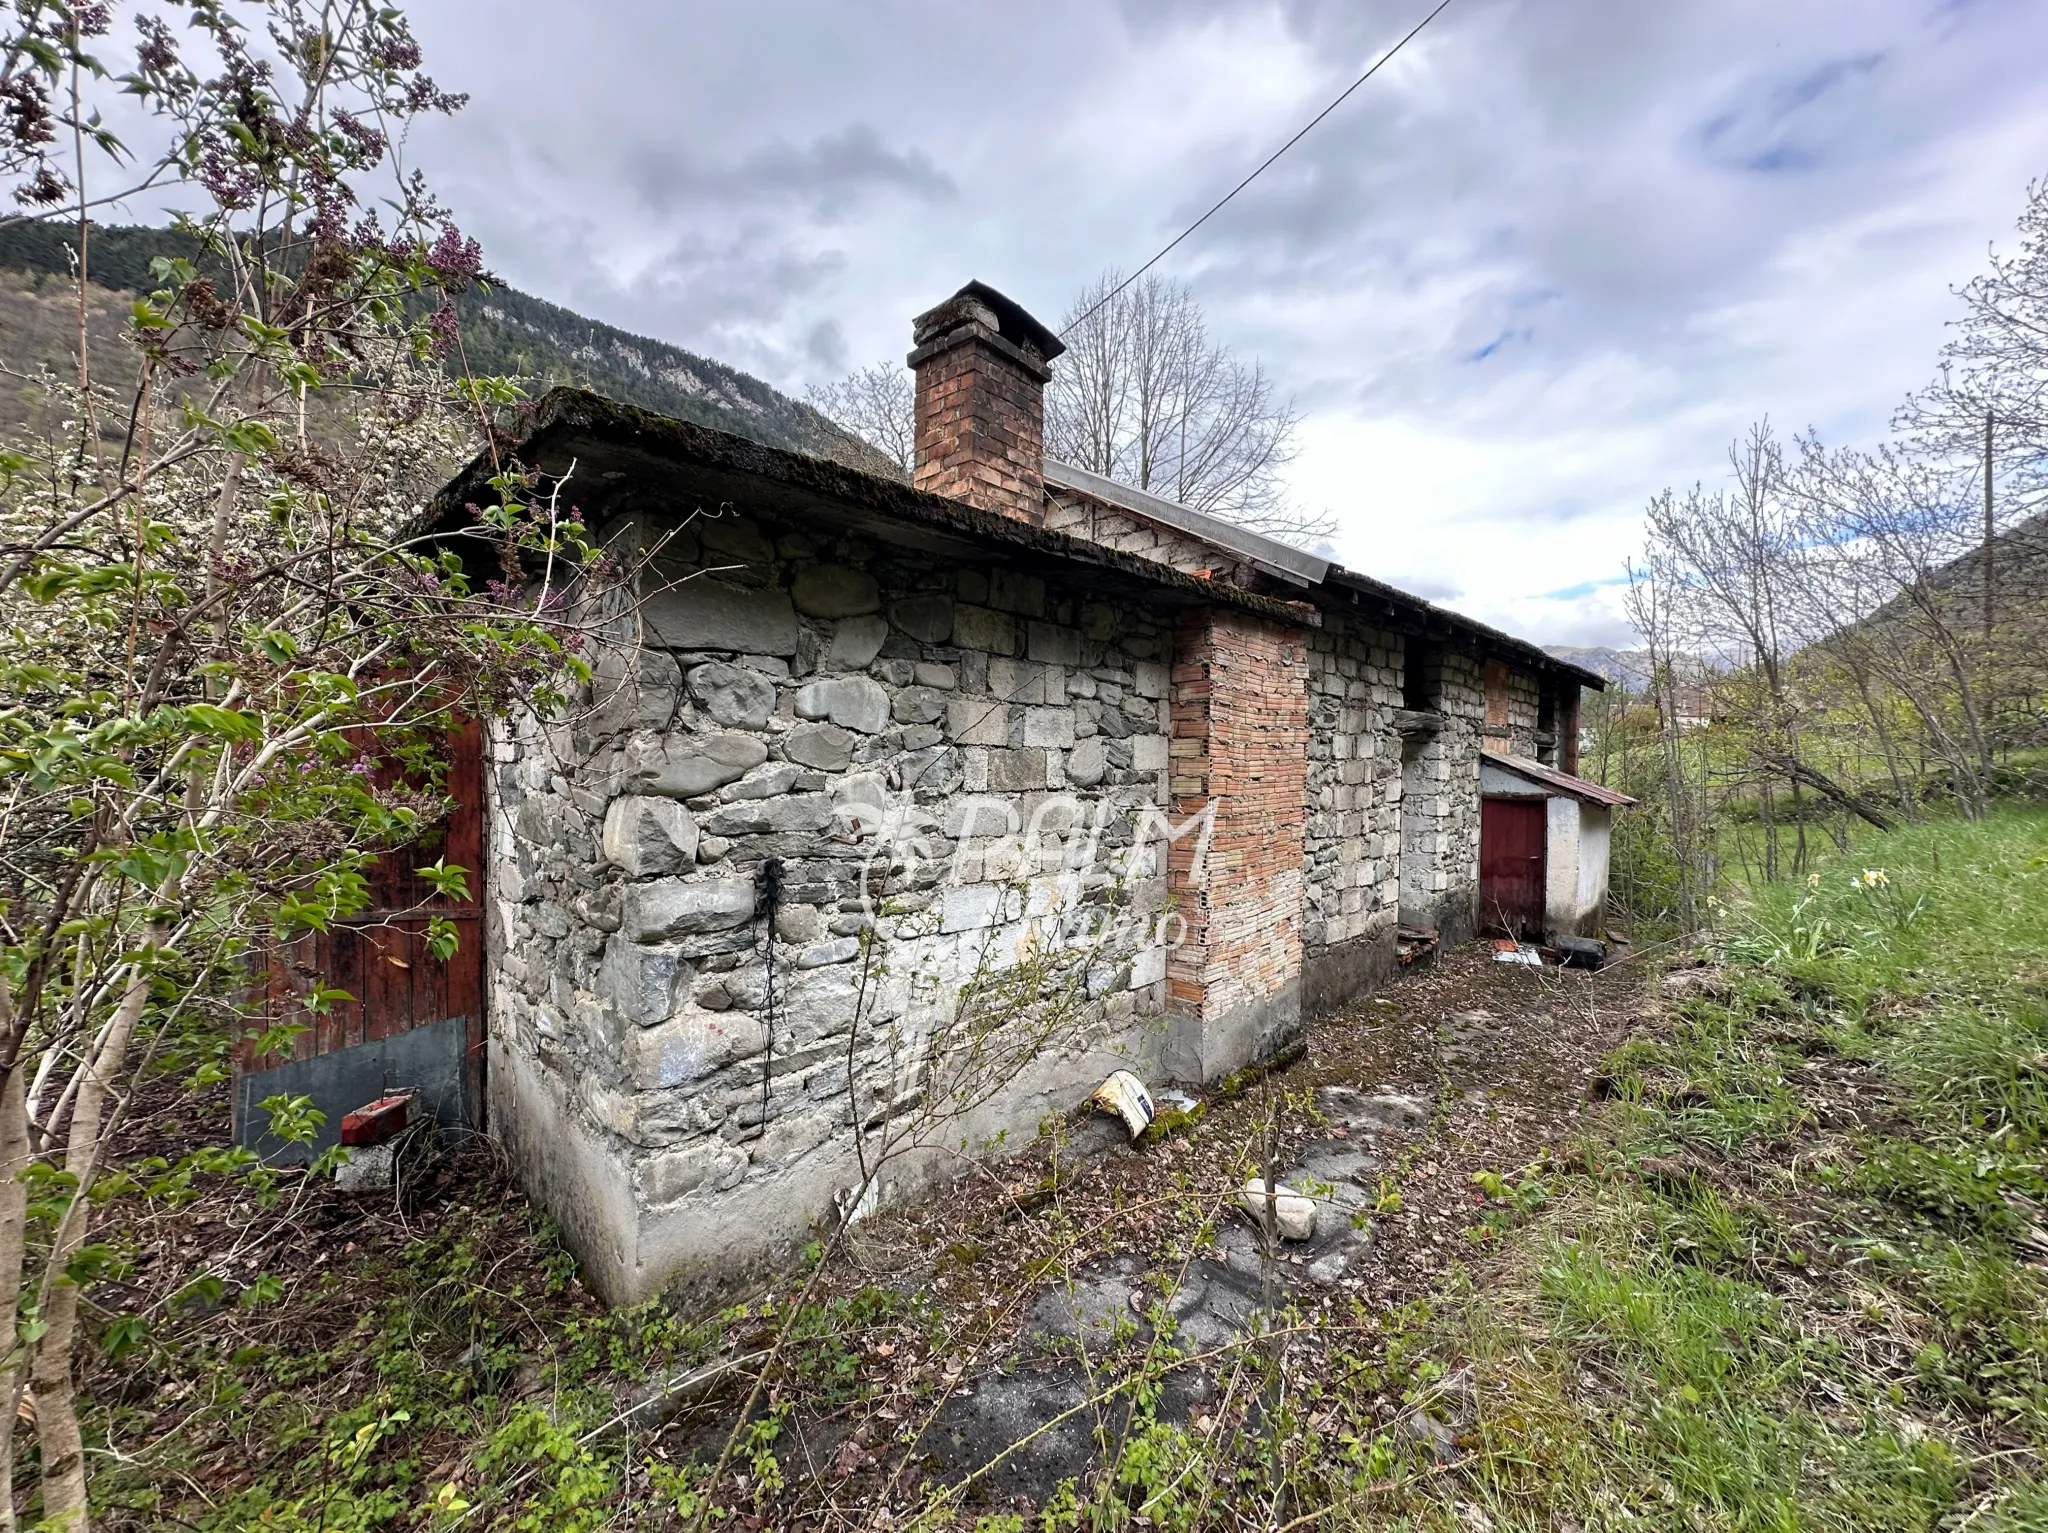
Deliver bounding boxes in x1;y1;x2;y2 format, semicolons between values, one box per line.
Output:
399;0;2048;648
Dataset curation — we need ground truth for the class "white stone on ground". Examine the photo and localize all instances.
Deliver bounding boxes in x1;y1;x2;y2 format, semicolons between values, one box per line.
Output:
1239;1179;1317;1241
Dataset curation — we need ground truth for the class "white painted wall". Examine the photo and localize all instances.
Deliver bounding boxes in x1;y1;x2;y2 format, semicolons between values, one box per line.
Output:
1545;795;1581;934
1575;806;1612;934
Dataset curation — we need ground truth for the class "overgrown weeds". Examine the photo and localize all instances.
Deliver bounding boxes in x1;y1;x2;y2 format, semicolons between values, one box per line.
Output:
1410;806;2048;1530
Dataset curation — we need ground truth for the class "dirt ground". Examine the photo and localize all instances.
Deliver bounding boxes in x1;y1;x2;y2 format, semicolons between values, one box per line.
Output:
93;942;1649;1529
726;944;1651;1521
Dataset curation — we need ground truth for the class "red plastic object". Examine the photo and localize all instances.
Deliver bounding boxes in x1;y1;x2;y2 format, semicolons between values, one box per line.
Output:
340;1094;411;1146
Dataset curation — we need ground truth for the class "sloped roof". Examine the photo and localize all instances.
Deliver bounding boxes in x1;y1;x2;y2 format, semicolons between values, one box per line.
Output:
1043;458;1329;587
1481;750;1637;808
1041;466;1603;690
430;384;1606;693
426;388;1319;629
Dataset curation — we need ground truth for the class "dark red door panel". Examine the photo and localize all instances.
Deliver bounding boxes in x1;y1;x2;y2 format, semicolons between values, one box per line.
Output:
1480;798;1546;937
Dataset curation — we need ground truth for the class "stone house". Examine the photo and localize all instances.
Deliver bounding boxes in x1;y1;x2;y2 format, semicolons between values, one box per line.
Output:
423;281;1612;1305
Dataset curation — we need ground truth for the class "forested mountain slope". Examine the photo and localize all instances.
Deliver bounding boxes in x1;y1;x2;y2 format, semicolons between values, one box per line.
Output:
0;221;896;475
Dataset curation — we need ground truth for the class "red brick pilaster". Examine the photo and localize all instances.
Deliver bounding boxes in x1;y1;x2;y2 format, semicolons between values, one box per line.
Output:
1164;608;1310;1079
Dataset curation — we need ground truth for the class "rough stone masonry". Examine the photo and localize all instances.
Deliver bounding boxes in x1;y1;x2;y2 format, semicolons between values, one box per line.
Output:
427;280;1606;1305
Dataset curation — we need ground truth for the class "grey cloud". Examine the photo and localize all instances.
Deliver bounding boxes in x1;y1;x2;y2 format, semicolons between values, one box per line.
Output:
804;317;849;372
625;124;957;220
611;234;851;377
398;0;2048;645
1696;52;1887;173
460;204;851;381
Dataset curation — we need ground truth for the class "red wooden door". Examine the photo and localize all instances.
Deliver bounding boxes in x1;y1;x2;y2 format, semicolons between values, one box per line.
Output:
246;718;486;1128
1480;798;1547;937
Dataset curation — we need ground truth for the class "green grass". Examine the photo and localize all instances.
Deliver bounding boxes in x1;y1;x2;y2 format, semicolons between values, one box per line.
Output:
1417;806;2048;1532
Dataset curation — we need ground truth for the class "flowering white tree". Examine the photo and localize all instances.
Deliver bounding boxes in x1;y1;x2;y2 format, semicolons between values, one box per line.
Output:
1898;176;2048;505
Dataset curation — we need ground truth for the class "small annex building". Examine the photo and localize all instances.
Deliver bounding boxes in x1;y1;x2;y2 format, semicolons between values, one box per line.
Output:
255;280;1625;1305
1478;751;1634;940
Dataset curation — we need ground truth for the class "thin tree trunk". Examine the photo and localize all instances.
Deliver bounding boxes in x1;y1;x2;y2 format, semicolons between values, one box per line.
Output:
0;979;28;1533
1755;749;1896;832
1905;586;1996;813
1867;653;1978;818
1759;775;1779;883
1788;775;1809;872
1847;663;1912;811
206;454;245;692
29;952;149;1533
1657;683;1696;930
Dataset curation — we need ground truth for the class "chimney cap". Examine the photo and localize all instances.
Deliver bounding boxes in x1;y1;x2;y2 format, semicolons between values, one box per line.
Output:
913;280;1066;364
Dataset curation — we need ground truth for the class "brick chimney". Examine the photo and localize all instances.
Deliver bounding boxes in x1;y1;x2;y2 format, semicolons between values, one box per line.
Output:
907;280;1065;524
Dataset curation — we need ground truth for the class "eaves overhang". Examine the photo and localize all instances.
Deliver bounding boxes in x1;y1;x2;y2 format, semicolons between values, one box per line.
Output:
1482;749;1636;807
425;388;1321;631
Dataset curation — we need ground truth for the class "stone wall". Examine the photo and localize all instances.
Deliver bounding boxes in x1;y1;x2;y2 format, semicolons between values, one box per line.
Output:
1480;659;1542;753
1298;618;1555;1010
1405;649;1486;945
480;489;1582;1304
1300;612;1403;1012
1505;668;1541;751
486;506;1205;1304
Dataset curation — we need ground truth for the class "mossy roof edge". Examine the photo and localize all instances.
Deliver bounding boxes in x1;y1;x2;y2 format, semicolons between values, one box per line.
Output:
428;386;1320;629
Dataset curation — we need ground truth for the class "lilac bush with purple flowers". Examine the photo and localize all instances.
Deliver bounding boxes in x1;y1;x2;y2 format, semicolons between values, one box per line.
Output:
0;6;629;1528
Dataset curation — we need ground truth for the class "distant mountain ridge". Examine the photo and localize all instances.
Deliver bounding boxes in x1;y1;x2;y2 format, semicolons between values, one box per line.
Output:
1545;646;1654;690
0;221;897;476
453;282;899;476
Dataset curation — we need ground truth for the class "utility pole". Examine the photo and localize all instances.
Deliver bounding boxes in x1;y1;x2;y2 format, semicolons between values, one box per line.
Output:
1983;406;1995;641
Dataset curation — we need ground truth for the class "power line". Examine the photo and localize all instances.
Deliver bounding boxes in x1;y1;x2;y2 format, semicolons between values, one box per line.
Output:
1060;0;1456;339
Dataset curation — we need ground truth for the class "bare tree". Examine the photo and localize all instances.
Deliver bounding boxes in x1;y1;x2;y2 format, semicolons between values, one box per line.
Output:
1784;437;2013;817
1047;271;1327;545
810;274;1330;546
1621;558;1714;930
1606;175;2048;906
1890;176;2048;775
807;361;917;474
1897;177;2048;507
1635;423;1901;875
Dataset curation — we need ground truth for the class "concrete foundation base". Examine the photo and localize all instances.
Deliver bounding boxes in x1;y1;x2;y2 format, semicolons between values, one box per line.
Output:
495;1029;1162;1308
1163;977;1302;1085
1301;928;1400;1017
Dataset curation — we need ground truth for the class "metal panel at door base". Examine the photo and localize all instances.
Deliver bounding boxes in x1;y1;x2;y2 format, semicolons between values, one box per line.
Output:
235;1013;474;1163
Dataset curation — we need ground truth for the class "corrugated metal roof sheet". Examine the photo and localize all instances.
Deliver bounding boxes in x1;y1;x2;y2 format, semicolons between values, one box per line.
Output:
1042;459;1330;587
1481;750;1637;808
